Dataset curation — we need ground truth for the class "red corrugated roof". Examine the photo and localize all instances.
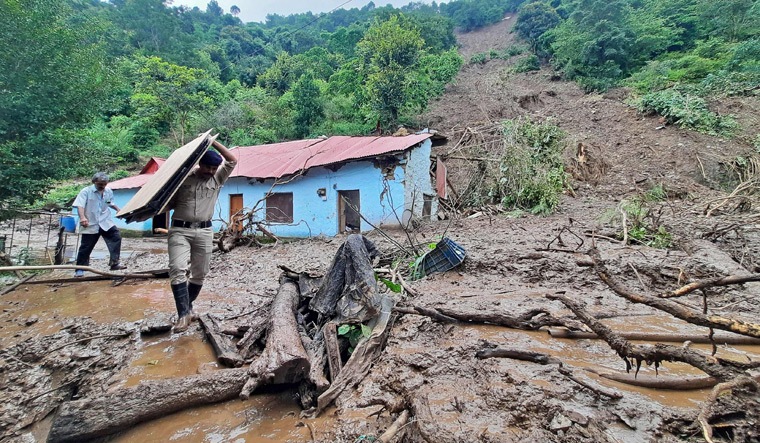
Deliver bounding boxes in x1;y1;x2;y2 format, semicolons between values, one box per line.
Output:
231;134;432;179
111;134;432;189
109;172;155;190
140;157;166;174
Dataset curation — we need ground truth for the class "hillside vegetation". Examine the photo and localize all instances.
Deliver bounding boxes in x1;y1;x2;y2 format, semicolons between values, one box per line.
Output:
0;0;758;213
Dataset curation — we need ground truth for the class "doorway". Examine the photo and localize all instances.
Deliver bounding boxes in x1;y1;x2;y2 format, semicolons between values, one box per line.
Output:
338;190;360;233
230;194;244;232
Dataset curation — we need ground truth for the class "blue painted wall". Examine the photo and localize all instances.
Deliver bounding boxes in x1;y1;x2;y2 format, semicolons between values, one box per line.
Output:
113;139;435;237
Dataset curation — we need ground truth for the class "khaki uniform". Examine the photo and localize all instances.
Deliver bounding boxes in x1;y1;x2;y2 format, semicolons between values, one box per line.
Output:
168;160;236;285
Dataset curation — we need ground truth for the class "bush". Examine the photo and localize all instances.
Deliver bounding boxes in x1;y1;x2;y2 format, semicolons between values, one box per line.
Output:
637;89;738;136
511;54;540;72
466;117;568;215
504;45;526;57
470;53;488;65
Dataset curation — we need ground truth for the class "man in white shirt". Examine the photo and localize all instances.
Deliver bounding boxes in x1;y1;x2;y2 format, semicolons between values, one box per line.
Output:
73;172;126;276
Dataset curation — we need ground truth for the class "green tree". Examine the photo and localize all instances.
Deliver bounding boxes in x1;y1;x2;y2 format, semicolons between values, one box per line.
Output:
699;0;760;41
131;56;220;145
513;2;560;49
291;73;324;138
357;15;425;128
0;0;117;206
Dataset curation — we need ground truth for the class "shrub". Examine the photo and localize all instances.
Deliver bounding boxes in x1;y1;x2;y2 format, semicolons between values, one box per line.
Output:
466;118;569;215
504;45;526;57
511;54;540;72
637;89;738;136
470;53;488;65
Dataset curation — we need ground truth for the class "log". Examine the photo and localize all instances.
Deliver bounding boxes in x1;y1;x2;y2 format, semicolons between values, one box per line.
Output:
1;275;35;296
236;304;271;359
239;280;310;399
584;367;720;390
323;322;343;382
0;265;162;280
589;248;760;338
378;409;410;443
47;368;249;443
199;314;244;367
547;328;760;346
300;330;329;391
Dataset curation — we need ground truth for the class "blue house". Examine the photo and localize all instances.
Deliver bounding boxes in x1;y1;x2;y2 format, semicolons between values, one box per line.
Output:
109;133;440;237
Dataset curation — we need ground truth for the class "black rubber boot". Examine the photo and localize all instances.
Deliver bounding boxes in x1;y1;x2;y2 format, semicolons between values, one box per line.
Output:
171;283;191;332
188;282;202;321
188;282;202;307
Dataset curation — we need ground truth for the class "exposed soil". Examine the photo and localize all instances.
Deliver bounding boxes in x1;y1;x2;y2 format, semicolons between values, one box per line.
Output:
2;17;760;443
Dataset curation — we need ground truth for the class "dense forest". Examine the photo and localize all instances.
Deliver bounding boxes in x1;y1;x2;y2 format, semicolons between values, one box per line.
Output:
0;0;758;210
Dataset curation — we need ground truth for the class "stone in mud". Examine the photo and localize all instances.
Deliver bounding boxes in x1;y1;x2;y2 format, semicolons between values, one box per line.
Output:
566;410;589;426
25;315;38;326
550;413;572;431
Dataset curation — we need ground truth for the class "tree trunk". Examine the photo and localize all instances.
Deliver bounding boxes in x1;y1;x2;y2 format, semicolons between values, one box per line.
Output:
199;314;245;367
47;368;249;443
239;280;310;399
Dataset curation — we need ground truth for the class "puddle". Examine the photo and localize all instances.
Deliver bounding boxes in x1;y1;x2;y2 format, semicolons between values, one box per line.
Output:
0;279;173;349
456;323;760;409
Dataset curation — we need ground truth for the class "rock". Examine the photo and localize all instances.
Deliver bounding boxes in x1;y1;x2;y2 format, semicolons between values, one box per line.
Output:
567;410;589;426
550;413;573;432
25;315;39;326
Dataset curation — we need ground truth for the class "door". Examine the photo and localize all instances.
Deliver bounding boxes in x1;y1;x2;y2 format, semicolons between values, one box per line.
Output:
230;194;244;233
338;190;360;233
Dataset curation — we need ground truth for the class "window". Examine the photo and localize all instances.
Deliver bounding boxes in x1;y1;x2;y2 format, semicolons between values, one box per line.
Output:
266;193;293;223
422;194;434;218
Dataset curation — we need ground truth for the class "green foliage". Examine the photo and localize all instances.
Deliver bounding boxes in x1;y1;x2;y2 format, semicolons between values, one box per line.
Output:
504;45;527;57
467;118;568;215
291;73;325;138
637;89;738;136
470;53;488;65
605;188;672;248
513;2;560;47
337;323;372;353
511;54;541;72
132;56;221;145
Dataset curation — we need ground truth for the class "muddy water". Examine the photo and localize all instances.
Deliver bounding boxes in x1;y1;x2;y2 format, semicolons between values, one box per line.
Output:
0;279;173;349
461;321;760;409
0;280;320;442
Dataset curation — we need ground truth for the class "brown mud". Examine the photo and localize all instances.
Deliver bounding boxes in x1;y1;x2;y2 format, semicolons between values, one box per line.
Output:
2;16;760;443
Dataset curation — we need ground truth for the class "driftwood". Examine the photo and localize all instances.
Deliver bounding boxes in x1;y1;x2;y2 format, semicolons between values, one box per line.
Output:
22;269;170;285
0;265;164;280
476;347;622;399
378;409;410;443
199;314;244;367
239;280;310;399
299;330;329;392
589;248;760;338
323;322;343;382
547;328;760;346
658;274;760;299
396;305;569;330
546;293;760;381
698;375;760;443
47;367;249;443
584;367;724;390
308;294;395;417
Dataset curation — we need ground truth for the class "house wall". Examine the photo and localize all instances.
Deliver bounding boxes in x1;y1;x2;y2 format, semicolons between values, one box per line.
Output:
216;158;407;237
112;141;437;237
402;138;438;225
111;188;155;232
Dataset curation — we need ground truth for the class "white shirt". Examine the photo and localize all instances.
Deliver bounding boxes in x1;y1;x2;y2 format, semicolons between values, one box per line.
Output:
73;185;116;234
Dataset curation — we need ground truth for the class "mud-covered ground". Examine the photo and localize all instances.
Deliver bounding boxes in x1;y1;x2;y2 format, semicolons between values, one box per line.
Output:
2;16;760;443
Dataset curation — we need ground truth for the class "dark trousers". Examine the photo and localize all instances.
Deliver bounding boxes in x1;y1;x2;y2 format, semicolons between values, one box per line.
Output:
76;226;122;267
